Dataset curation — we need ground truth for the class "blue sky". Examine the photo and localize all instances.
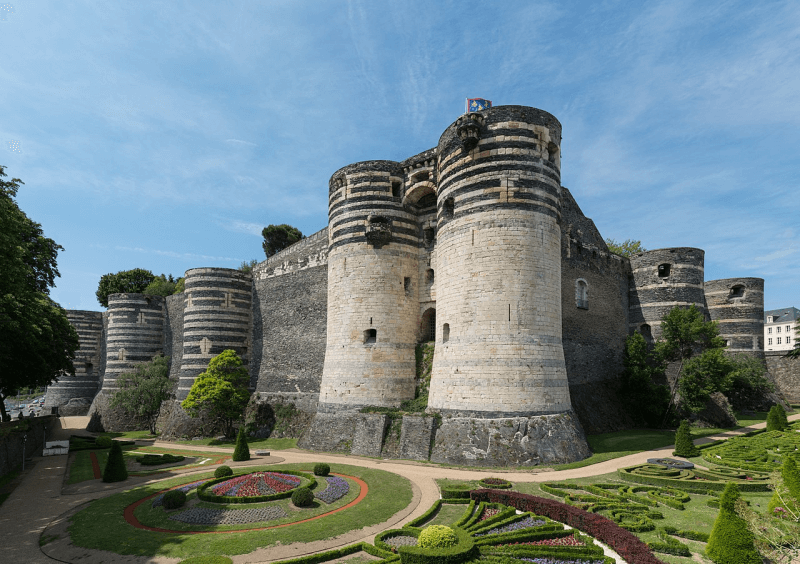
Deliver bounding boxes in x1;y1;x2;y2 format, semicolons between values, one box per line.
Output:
2;0;798;312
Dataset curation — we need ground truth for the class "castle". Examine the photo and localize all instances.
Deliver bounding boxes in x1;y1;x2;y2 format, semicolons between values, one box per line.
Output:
45;105;777;467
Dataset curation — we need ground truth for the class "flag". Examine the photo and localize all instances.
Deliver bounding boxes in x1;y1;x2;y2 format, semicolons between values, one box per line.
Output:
466;98;492;113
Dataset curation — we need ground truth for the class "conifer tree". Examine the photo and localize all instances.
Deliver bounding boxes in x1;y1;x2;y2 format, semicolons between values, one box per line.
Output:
706;482;761;564
768;456;800;518
767;405;783;432
775;404;789;430
673;420;700;457
102;441;128;483
232;426;250;461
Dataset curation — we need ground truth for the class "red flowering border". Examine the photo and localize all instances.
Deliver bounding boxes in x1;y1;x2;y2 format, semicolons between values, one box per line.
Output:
470;489;667;564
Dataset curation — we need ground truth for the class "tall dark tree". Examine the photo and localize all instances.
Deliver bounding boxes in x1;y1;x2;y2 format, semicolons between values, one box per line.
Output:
95;268;155;307
0;166;79;421
261;224;303;258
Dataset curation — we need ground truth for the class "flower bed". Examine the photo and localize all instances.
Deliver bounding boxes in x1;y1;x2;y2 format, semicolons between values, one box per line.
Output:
152;479;210;508
197;470;315;504
315;476;350;504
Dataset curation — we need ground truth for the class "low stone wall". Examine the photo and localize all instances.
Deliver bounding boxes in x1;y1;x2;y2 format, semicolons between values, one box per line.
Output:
766;352;800;404
0;416;54;477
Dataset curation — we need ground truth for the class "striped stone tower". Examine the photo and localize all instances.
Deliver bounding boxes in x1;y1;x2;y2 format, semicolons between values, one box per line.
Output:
628;248;706;341
176;268;252;400
317;160;420;411
705;277;765;356
44;310;104;414
427;106;573;417
100;293;165;393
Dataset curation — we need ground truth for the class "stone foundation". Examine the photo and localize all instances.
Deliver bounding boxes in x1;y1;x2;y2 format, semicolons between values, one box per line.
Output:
86;392;149;433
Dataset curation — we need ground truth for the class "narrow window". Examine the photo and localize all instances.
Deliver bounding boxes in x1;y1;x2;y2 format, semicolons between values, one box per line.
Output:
404;277;411;295
778;337;782;345
420;308;436;343
777;326;781;333
768;327;772;334
575;279;588;309
768;338;773;345
391;181;402;198
730;285;745;298
639;324;652;344
442;323;450;343
364;329;377;344
658;263;671;277
426;269;434;284
423;227;435;245
443;197;454;219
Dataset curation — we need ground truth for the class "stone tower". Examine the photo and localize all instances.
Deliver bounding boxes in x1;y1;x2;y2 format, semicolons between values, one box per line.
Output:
705;277;765;356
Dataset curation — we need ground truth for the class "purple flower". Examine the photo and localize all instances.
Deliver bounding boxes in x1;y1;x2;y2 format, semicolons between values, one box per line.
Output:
315;476;350;504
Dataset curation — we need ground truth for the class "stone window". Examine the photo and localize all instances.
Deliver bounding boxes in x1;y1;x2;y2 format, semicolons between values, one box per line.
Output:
729;285;745;298
658;263;671;278
639;324;653;344
420;308;436;342
118;348;126;361
442;323;450;343
392;181;402;198
443;197;454;219
426;269;434;284
404;277;412;295
724;339;730;347
364;329;377;344
575;279;588;309
411;170;430;183
423;226;435;246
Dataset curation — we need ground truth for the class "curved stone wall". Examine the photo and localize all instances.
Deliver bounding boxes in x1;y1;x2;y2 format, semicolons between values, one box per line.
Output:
629;247;705;341
318;160;420;411
428;105;571;417
176;268;252;400
100;293;165;393
44;310;104;414
705;277;764;356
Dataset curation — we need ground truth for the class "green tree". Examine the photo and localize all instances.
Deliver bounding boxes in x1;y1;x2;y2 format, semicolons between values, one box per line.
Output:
706;482;761;564
95;268;155;307
239;259;258;273
181;350;250;438
232;426;250;461
768;456;800;518
261;224;303;258
725;353;774;410
0;166;79;422
673;419;700;457
620;331;670;427
102;440;128;483
604;238;646;257
109;354;172;435
143;274;183;298
678;348;734;413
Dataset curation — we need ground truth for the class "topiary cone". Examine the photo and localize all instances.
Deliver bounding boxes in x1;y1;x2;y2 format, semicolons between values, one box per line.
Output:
776;404;789;430
706;482;761;564
232;426;250;462
767;406;782;432
769;456;800;518
673;420;700;457
102;440;128;483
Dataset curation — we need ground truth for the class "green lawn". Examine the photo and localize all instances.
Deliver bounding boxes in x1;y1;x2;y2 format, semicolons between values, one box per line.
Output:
100;430;299;451
67;463;414;559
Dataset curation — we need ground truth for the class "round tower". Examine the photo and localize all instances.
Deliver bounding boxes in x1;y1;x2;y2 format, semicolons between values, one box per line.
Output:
101;293;165;393
427;105;571;417
318;160;421;412
176;268;253;400
44;310;104;414
705;277;765;356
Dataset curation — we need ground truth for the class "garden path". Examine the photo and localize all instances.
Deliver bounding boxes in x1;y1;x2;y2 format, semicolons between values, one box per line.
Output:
1;413;796;564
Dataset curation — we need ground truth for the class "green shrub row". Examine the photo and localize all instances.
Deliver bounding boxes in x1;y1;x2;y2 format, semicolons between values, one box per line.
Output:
397;526;477;564
440;485;473;500
618;464;770;492
480;540;609;561
461;502;506;530
662;525;710;542
196;470;315;504
464;506;518;533
471;524;568;547
406;499;442;528
453;500;476;527
136;453;185;466
272;542;394;564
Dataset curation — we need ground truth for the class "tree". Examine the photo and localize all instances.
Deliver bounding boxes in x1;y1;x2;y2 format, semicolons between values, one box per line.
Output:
619;331;670;427
102;440;128;483
604;238;646;257
0;166;79;422
95;268;155;307
706;482;761;564
788;324;800;358
143;274;183;298
673;420;700;457
261;224;303;258
181;350;250;438
768;457;800;518
232;426;250;461
109;354;172;435
239;259;258;273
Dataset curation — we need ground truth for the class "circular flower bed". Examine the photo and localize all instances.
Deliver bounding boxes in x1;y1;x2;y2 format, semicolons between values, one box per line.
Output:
197;471;315;504
646;458;694;470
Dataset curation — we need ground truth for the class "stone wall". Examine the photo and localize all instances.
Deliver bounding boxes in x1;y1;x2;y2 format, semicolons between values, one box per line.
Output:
164;294;185;382
766;352;800;404
0;416;55;478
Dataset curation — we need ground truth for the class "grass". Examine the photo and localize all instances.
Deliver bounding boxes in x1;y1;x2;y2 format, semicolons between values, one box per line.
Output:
67;462;413;559
98;430;298;451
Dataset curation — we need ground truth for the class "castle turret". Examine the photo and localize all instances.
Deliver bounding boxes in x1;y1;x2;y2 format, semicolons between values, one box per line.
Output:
629;248;706;341
44;310;104;415
427;106;572;417
316;160;421;411
705;277;765;356
176;268;252;400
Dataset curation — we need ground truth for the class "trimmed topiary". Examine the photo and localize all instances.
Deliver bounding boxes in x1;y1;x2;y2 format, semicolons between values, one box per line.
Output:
162;489;187;509
768;456;800;518
418;525;458;549
776;404;789;430
232;426;250;461
291;486;314;507
313;462;330;476
673;420;700;458
95;436;113;448
102;440;128;482
478;477;512;489
767;405;785;432
706;482;761;564
214;465;233;478
136;453;185;466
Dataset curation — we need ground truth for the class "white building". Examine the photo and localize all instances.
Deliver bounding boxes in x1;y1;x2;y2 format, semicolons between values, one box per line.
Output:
765;307;799;352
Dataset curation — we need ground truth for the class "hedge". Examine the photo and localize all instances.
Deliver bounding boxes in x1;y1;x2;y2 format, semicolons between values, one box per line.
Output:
196;470;316;504
136;453;185;466
375;528;421;553
406;499;442;528
453;500;476;527
618;465;770;493
469;489;668;564
441;485;473;500
662;525;709;542
397;526;477;564
270;542;393;564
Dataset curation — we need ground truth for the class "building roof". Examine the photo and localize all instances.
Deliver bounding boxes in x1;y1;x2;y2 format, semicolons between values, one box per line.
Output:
765;307;800;323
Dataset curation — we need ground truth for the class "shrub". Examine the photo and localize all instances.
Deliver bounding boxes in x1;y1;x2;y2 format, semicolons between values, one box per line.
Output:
673;420;700;457
232;426;250;461
706;482;761;564
767;405;786;432
95;436;112;448
102;441;128;483
478;477;512;489
768;456;800;517
292;487;314;507
776;404;790;430
136;453;184;466
418;525;458;549
441;484;472;499
313;462;330;476
162;489;187;509
214;465;233;478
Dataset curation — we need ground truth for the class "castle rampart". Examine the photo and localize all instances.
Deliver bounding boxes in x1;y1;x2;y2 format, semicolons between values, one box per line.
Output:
705;277;765;355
